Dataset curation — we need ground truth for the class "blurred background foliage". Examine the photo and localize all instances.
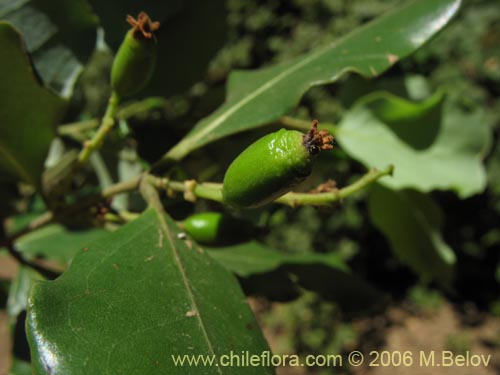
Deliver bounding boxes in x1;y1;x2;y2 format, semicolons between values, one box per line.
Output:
1;0;500;373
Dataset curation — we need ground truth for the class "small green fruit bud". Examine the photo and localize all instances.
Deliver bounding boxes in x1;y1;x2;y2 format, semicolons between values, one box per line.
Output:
184;212;254;245
111;12;160;97
222;120;334;208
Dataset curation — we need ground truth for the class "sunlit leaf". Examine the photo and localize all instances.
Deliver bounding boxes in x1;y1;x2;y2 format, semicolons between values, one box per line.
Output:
337;91;491;197
161;0;462;163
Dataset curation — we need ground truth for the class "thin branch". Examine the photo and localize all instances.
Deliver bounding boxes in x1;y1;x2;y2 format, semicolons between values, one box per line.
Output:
146;175;224;203
5;242;60;279
276;165;394;207
7;211;54;243
6;164;391;244
57;97;167;138
58;119;100;136
146;165;393;207
6;176;141;244
2;164;391;278
77;91;121;165
116;97;167;120
102;175;142;198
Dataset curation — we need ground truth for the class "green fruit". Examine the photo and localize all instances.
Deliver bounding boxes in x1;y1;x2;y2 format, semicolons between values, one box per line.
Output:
222;121;334;208
184;212;253;245
111;12;159;97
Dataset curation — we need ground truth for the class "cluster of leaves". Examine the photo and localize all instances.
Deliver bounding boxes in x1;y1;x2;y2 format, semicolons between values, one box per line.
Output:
1;0;499;374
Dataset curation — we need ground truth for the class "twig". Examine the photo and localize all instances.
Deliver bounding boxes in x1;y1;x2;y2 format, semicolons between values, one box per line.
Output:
276;165;394;207
77;91;121;165
58;119;100;136
3;164;391;278
57;97;167;138
6;176;141;243
102;175;142;198
7;211;54;243
116;97;167;120
5;242;59;279
6;164;391;244
146;165;393;207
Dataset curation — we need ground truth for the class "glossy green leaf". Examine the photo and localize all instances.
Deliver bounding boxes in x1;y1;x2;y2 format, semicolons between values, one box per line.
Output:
27;209;272;375
1;0;98;97
0;22;67;187
207;241;348;277
368;184;456;286
338;91;490;197
162;0;461;162
15;224;108;266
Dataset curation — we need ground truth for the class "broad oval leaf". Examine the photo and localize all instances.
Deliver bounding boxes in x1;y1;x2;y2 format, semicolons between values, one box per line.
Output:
27;209;272;375
368;184;456;286
337;91;491;197
162;0;461;163
0;22;67;187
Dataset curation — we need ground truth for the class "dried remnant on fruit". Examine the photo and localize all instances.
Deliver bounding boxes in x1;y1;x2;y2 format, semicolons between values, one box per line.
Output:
111;12;160;98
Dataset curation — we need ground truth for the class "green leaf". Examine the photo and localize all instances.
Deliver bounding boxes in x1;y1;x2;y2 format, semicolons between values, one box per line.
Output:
1;0;98;97
368;184;456;286
15;224;108;266
208;242;382;313
207;241;348;277
9;359;33;375
27;209;272;375
162;0;461;162
337;91;491;197
0;22;67;187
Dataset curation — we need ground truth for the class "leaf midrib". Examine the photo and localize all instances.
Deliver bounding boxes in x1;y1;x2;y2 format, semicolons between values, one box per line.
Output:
171;0;461;158
152;209;224;375
183;53;391;150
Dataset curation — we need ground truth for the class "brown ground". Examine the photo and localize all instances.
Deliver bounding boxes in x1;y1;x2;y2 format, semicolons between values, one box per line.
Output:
250;298;500;375
353;304;500;375
0;254;17;375
0;311;12;375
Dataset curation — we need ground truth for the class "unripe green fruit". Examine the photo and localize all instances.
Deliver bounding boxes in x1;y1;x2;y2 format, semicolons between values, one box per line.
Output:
184;212;253;245
111;12;159;97
222;121;334;208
